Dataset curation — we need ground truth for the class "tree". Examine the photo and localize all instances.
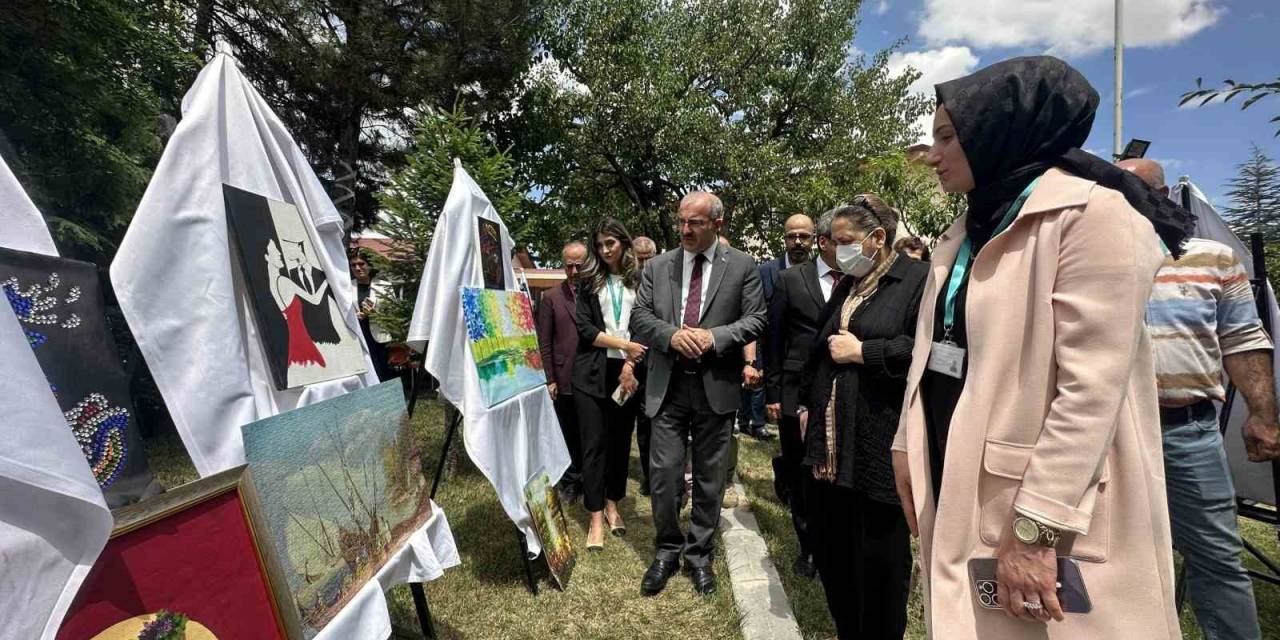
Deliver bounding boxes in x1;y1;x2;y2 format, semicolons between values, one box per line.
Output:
1182;77;1280;137
1221;144;1280;239
512;0;929;260
371;105;526;341
0;0;198;263
199;0;545;228
852;151;962;244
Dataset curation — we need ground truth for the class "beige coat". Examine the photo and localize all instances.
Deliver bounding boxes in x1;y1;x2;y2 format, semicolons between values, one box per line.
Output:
893;168;1180;639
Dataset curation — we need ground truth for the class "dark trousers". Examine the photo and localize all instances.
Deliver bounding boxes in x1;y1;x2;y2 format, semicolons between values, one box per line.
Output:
636;413;651;486
651;370;734;568
777;414;811;557
808;480;912;640
553;395;583;490
573;359;637;512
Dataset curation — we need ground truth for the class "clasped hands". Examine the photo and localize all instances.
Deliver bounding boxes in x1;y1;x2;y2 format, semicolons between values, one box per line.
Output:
670;324;714;359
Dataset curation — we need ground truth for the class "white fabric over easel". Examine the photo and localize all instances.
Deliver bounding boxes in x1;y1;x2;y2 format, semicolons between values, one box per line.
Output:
0;150;58;256
0;303;112;640
1172;177;1280;506
109;52;380;477
313;501;459;640
406;161;570;554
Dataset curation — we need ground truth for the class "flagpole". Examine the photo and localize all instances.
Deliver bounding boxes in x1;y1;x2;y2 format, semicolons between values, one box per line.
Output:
1114;0;1124;157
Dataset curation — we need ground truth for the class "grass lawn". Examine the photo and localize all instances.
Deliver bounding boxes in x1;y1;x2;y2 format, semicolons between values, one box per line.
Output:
735;435;1280;640
144;398;743;640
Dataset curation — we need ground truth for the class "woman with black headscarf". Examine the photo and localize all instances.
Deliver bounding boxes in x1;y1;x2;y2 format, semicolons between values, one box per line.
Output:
889;56;1193;638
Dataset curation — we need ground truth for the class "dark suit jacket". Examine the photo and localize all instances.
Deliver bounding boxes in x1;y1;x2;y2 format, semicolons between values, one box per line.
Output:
571;282;641;398
629;243;767;417
757;255;787;305
765;260;827;416
536;282;578;393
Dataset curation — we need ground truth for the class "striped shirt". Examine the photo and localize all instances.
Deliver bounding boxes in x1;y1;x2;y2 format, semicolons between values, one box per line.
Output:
1145;238;1272;407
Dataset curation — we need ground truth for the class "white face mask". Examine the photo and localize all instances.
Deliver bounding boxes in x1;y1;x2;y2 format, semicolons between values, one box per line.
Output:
835;241;875;277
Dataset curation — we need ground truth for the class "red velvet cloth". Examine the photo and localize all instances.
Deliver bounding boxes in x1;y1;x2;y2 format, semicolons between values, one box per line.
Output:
58;490;286;639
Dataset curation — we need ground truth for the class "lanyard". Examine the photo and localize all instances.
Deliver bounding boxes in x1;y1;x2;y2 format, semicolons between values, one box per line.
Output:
942;178;1040;338
606;275;624;326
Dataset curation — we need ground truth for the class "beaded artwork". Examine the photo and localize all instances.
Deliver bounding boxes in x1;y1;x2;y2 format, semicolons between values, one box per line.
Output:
3;272;83;346
65;393;129;488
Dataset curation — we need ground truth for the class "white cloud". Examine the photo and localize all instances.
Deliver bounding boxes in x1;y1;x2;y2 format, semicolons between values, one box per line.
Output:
918;0;1223;56
1125;86;1154;100
887;47;981;143
875;0;890;16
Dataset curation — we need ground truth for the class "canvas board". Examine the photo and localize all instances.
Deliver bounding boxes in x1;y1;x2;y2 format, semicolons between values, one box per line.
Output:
223;184;366;390
523;470;575;589
460;287;545;407
241;381;431;638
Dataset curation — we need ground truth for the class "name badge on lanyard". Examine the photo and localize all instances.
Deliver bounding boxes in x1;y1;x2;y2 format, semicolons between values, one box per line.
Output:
927;178;1040;379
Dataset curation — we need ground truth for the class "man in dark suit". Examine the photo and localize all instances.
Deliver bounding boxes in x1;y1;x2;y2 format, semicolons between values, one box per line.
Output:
632;235;659;496
765;212;836;579
630;192;766;596
537;241;588;502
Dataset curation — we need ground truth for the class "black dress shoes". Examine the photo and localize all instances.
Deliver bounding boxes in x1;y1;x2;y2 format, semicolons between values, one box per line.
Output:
747;425;776;440
688;565;716;595
640;558;680;596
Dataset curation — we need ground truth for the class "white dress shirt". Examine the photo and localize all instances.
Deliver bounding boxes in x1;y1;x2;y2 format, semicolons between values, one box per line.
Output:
814;255;840;302
679;244;718;323
599;274;636;359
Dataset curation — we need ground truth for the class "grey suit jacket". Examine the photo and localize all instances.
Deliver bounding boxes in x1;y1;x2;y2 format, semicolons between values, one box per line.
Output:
629;243;767;417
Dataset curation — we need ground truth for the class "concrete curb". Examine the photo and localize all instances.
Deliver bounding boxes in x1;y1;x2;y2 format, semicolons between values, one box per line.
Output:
720;478;803;640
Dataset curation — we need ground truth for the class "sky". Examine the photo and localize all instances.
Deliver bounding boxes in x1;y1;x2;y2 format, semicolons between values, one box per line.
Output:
855;0;1280;207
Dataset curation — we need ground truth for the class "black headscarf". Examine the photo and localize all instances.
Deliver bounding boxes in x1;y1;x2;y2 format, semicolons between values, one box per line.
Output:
936;56;1194;257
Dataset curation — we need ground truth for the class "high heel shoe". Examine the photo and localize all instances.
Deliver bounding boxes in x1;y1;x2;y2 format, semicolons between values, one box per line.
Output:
606;510;626;537
586;521;605;552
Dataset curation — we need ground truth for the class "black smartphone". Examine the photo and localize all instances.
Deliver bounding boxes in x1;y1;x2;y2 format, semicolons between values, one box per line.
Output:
967;557;1092;614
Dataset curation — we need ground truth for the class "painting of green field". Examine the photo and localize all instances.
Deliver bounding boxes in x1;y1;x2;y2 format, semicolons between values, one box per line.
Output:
461;287;545;407
524;470;576;589
241;381;430;638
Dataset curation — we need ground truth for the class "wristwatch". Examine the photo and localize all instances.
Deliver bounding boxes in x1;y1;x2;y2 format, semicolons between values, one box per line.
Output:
1012;516;1060;548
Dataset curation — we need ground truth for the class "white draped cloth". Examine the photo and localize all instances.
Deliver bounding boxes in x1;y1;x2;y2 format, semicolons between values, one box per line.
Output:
407;161;570;554
0;303;112;640
0;151;58;256
1171;178;1280;506
313;501;459;640
109;51;379;477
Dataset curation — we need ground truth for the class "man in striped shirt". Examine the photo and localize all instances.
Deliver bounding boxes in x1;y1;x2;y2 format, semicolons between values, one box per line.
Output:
1124;158;1280;640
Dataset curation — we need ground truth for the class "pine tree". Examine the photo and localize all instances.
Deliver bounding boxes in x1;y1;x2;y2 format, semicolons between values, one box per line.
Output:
1222;144;1280;239
370;105;526;341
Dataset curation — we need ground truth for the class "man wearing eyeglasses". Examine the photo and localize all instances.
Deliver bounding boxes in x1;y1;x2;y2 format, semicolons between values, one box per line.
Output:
537;240;589;503
631;192;766;596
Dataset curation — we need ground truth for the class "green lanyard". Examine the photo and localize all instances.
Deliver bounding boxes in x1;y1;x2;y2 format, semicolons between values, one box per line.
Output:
606;275;624;326
942;178;1040;339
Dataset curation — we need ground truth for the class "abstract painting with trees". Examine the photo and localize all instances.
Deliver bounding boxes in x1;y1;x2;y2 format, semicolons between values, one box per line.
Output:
240;381;431;638
461;287;544;407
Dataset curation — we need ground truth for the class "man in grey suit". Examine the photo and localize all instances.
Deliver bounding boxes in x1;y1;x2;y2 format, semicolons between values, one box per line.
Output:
630;191;767;596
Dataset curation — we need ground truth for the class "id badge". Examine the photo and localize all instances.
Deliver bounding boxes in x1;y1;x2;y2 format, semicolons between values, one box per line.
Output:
927;341;966;378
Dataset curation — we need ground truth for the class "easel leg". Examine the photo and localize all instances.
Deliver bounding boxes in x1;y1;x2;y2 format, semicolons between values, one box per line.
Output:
430;409;461;501
517;528;539;595
410;582;435;639
406;367;421;418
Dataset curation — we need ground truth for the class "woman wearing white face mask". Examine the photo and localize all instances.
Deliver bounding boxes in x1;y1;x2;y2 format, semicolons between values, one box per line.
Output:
796;194;930;639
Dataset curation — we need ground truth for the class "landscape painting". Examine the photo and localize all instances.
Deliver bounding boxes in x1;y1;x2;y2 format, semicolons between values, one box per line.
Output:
524;470;575;589
461;287;545;407
241;381;431;638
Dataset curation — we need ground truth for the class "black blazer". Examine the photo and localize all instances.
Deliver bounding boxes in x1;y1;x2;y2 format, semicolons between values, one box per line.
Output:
765;259;828;416
800;254;929;494
571;281;642;398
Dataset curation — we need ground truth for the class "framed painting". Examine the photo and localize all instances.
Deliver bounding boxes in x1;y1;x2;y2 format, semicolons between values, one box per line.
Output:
241;381;433;638
524;470;576;589
476;217;506;290
223;184;367;390
57;466;304;640
461;287;545;407
0;246;160;507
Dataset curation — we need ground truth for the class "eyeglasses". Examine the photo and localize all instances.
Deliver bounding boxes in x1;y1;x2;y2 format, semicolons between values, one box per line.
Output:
564;262;585;269
678;218;711;230
783;232;814;242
